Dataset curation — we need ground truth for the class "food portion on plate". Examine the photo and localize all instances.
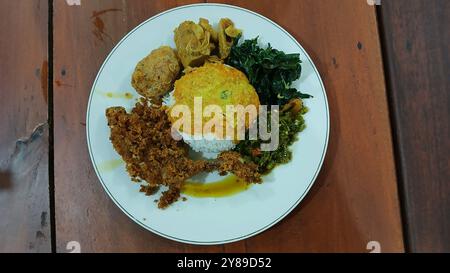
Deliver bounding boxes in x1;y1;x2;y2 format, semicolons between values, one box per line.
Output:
105;101;260;208
169;62;260;153
174;18;240;68
131;46;180;102
105;18;311;208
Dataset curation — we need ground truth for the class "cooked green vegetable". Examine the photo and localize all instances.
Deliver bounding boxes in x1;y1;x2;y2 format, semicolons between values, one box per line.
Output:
227;36;312;105
234;103;308;174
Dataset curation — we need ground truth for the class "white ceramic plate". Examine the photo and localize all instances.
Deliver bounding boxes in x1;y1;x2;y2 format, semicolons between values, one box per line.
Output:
87;3;329;245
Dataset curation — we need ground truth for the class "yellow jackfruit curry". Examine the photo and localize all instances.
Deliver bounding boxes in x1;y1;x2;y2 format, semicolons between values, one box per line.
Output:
174;18;241;69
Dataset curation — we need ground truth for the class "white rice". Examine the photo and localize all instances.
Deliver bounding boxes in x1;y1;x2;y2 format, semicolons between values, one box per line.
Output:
164;92;236;157
179;132;236;157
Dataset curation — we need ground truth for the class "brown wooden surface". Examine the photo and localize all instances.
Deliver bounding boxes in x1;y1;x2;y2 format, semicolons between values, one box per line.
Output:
1;0;446;254
208;0;404;252
52;0;404;252
379;0;450;252
53;0;213;253
0;0;50;252
53;0;404;252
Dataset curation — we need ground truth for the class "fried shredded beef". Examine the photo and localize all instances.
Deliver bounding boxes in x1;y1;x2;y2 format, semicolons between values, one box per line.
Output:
106;99;260;208
216;151;261;183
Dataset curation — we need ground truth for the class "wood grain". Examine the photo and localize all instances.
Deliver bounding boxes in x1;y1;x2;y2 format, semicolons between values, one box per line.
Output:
53;0;214;253
379;0;450;252
207;0;404;252
54;0;404;252
0;0;50;252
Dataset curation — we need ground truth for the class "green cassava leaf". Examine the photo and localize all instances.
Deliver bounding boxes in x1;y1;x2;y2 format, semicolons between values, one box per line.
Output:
226;36;312;105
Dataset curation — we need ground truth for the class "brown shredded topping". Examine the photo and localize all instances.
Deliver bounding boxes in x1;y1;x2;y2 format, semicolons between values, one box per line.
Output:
216;151;261;183
106;98;260;208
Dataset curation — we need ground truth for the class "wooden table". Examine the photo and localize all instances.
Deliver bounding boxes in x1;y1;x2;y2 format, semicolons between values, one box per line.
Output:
0;0;448;253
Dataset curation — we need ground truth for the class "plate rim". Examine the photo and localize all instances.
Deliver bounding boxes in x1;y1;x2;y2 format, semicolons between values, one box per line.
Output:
86;3;330;245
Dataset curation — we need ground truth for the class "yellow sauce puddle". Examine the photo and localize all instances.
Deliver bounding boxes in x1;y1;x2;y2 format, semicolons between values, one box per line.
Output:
100;91;133;99
97;159;124;172
182;175;251;198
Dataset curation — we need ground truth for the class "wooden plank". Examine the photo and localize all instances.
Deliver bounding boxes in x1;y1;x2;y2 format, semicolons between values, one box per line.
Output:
379;0;450;252
0;0;50;253
207;0;404;252
54;0;404;252
53;0;218;253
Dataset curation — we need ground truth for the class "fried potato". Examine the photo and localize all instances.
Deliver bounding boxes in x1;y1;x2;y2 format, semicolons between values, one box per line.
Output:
131;46;180;101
